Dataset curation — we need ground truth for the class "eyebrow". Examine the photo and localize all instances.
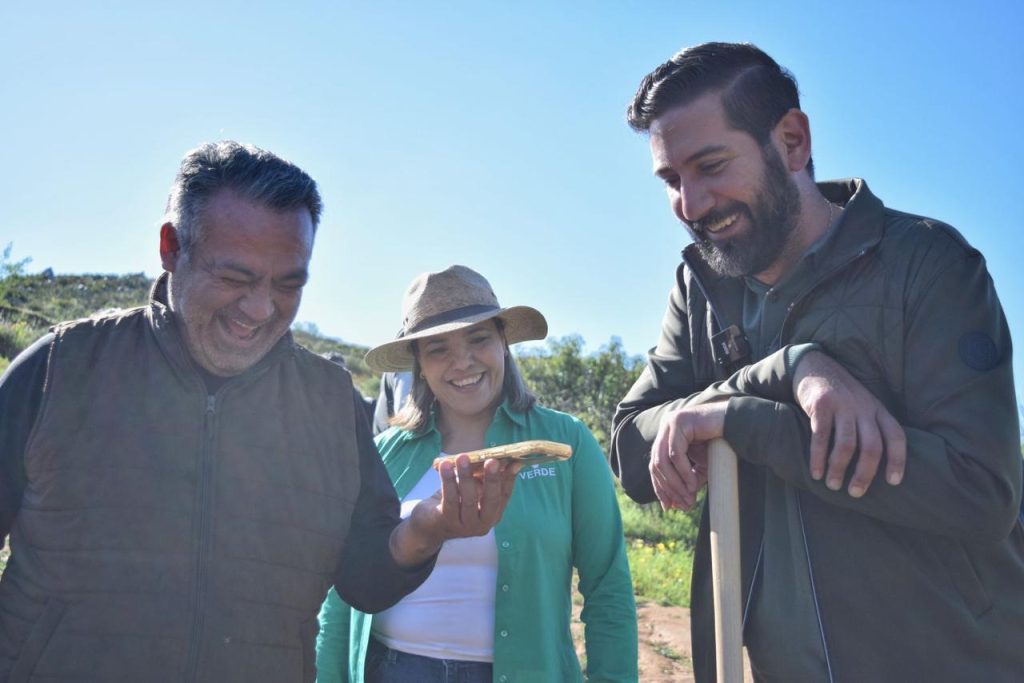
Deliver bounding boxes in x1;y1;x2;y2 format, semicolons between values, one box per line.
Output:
654;144;730;177
214;261;309;284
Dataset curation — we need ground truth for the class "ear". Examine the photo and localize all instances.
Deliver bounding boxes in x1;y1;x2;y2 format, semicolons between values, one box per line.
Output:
160;223;181;272
772;108;812;173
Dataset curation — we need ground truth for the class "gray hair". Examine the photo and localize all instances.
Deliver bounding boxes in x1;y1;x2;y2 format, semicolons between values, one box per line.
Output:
164;141;323;254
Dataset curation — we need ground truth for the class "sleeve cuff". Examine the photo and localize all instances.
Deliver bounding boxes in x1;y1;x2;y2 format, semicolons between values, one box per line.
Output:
784;342;822;377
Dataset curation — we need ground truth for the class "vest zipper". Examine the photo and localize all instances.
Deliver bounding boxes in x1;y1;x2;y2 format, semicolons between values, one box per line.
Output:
185;394;217;680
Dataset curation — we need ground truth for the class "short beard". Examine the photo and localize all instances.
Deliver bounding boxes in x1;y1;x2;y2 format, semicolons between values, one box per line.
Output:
693;145;801;278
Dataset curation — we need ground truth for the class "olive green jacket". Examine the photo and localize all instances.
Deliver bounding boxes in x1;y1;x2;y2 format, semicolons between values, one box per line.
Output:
612;179;1023;682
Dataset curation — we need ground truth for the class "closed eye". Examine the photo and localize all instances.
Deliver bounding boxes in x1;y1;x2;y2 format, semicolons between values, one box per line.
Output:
699;159;727;175
658;173;680;189
275;279;306;293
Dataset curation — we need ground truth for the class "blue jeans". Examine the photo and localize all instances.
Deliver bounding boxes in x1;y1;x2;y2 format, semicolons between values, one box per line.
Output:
365;637;493;683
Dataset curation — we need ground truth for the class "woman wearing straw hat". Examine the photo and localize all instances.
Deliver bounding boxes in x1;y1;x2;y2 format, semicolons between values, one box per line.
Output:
316;265;638;683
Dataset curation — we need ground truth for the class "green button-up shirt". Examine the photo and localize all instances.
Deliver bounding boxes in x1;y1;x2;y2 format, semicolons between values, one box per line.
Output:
316;401;638;682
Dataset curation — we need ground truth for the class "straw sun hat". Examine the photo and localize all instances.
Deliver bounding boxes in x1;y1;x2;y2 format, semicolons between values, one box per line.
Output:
364;265;548;373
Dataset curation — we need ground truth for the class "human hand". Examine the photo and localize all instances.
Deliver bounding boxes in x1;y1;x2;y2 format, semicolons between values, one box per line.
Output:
650;402;728;511
793;350;906;497
409;454;520;546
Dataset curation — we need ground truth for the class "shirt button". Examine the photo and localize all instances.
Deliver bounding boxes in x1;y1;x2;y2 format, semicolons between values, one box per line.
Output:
501;584;510;592
500;629;509;637
766;289;778;302
499;676;508;682
501;541;511;549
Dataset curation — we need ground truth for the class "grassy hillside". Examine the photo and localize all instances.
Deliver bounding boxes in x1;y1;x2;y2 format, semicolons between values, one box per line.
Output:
0;271;378;394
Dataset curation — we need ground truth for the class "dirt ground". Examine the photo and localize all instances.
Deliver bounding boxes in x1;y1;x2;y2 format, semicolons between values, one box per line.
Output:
572;601;753;682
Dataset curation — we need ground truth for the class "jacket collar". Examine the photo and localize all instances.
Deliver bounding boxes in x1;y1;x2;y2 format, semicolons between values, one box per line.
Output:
404;397;528;443
813;178;885;273
681;178;885;298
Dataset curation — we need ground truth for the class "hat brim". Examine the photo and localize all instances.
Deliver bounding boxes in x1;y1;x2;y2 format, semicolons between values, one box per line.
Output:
364;305;548;373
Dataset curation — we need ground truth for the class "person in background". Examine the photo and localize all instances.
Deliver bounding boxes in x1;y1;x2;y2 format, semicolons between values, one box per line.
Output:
610;42;1022;681
317;264;638;682
323;351;376;425
372;370;413;435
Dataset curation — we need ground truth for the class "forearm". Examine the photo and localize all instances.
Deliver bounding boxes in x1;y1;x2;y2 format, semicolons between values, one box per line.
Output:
724;395;1021;540
334;396;438;612
333;515;437;613
387;517;443;568
611;391;688;503
611;344;811;503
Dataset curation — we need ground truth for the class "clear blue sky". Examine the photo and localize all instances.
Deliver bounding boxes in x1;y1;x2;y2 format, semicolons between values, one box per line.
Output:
2;1;1022;402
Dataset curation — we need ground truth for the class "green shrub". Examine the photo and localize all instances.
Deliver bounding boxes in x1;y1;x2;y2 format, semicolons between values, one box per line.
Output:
627;539;693;607
616;483;700;607
618;486;701;549
0;321;41;361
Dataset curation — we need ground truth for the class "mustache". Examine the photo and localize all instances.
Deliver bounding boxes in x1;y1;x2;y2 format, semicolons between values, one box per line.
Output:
687;202;749;238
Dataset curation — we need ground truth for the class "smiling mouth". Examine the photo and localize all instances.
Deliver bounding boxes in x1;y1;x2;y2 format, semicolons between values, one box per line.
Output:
701;212;740;235
450;373;484;388
222;316;261;342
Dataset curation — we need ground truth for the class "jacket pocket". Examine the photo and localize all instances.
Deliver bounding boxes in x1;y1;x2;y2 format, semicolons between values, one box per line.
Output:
937;540;992;617
9;599;66;683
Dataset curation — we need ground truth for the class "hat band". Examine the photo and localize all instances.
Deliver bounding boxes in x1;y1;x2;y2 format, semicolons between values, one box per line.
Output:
403;304;501;336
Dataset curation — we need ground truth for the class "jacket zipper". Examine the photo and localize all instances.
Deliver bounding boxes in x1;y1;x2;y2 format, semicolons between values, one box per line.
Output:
688;245;874;680
778;247;872;344
796;494;835;683
185;394;217;680
741;538;764;628
782;248;872;683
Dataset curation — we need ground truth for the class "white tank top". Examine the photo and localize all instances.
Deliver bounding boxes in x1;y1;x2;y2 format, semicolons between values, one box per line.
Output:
371;464;498;662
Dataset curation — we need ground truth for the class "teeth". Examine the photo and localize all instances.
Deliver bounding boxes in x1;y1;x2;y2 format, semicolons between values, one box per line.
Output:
225;317;259;340
705;213;738;234
452;374;483;387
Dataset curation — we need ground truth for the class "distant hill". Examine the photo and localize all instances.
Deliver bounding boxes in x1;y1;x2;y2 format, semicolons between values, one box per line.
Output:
0;271;378;394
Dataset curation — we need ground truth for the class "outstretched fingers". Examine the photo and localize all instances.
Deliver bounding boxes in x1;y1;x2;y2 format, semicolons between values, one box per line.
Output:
476;458;518;528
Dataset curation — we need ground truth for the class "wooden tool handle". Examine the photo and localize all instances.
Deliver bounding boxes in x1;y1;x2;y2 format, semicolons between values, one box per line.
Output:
708;438;743;683
432;440;572;469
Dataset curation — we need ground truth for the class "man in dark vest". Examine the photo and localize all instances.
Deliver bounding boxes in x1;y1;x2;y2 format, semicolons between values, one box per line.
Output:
0;141;519;682
610;43;1023;681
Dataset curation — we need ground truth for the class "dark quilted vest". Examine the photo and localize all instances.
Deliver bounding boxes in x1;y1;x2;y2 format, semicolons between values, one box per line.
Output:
0;290;362;682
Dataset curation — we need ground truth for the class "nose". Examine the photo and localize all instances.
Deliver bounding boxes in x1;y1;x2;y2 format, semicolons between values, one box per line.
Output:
676;180;714;225
451;340;474;369
238;284;275;323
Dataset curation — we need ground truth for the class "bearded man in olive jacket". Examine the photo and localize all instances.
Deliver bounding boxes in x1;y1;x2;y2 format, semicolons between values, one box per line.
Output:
0;141;518;682
610;42;1023;682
